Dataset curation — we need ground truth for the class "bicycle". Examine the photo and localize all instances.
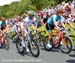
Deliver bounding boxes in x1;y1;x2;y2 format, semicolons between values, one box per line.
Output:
15;31;40;57
43;28;73;54
0;32;9;50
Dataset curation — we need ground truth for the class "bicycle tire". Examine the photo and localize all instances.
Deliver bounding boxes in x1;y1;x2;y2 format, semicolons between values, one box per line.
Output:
28;39;40;57
4;40;9;50
60;36;73;54
69;35;75;51
3;36;9;50
16;36;25;55
69;35;75;38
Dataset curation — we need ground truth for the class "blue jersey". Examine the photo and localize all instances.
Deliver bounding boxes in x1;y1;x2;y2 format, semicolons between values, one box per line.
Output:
46;14;64;25
0;20;8;25
0;20;8;29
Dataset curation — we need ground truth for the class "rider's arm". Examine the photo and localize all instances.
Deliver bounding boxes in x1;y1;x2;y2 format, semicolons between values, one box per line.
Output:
53;15;59;30
61;17;66;30
54;21;59;30
61;22;66;29
31;20;38;30
67;21;74;29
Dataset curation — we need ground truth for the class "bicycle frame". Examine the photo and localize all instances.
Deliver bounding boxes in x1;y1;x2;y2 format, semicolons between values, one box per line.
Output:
51;30;66;46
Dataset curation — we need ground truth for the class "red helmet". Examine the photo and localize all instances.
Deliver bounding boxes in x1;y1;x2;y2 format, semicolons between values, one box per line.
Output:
57;9;63;13
1;16;6;21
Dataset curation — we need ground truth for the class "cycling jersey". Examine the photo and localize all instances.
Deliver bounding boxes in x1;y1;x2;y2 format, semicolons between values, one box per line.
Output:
24;16;36;29
64;16;75;23
46;14;64;25
0;20;8;30
12;21;24;33
46;14;64;32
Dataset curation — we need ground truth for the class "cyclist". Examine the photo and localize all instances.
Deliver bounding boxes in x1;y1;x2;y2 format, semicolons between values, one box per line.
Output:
46;9;66;48
12;16;27;44
18;17;26;39
23;11;37;52
63;12;75;31
0;16;8;48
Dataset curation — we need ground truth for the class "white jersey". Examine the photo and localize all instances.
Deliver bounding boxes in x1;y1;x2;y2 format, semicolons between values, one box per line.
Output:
24;16;36;29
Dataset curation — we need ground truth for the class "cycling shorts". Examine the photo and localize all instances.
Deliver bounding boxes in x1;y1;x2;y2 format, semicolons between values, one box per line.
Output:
1;25;6;30
46;23;55;32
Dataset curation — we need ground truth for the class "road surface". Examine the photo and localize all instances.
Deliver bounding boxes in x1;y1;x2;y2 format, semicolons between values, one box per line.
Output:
0;39;75;63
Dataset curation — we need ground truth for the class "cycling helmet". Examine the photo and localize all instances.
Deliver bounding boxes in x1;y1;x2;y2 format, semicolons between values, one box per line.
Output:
27;10;34;16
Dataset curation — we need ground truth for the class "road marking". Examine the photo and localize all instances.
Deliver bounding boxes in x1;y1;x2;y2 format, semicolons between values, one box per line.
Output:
1;59;42;62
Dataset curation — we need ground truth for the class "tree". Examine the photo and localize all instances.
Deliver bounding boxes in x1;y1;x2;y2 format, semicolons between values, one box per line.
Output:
0;0;73;18
31;0;49;11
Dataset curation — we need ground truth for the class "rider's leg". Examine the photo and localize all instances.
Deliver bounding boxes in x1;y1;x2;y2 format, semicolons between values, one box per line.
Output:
46;24;53;48
48;31;53;40
21;29;29;52
54;27;59;38
0;31;2;47
46;23;53;40
1;32;6;45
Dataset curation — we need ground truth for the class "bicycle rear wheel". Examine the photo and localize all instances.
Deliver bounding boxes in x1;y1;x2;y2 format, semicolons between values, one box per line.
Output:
60;36;73;54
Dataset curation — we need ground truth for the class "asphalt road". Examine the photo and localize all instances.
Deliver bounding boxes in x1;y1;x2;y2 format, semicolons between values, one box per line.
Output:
0;39;75;63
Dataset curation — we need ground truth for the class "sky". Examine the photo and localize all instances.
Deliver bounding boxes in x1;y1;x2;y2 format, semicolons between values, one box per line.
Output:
0;0;20;6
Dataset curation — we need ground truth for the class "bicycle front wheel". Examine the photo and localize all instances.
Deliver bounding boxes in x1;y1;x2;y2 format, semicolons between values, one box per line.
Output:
60;36;73;54
43;38;53;51
3;36;9;50
28;39;40;57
